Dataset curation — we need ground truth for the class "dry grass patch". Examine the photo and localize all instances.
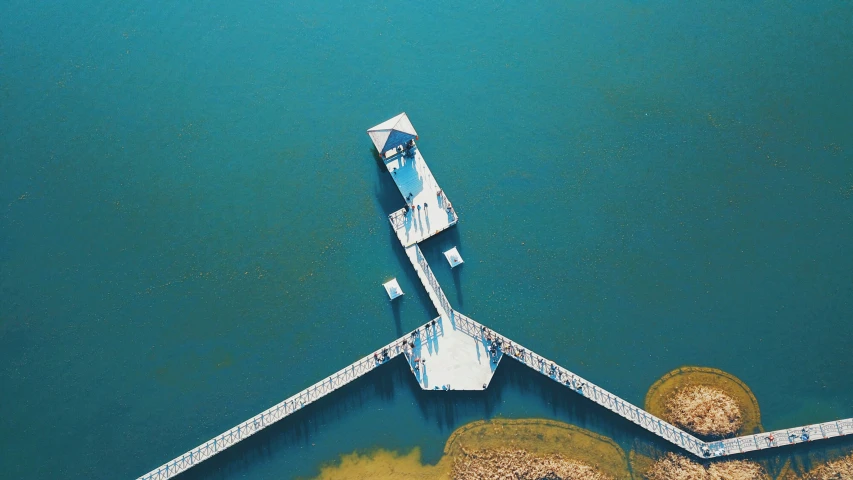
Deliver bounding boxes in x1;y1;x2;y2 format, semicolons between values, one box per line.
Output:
645;452;769;480
708;459;770;480
645;452;707;480
452;447;612;480
444;418;630;479
803;452;853;480
667;385;743;437
645;366;761;437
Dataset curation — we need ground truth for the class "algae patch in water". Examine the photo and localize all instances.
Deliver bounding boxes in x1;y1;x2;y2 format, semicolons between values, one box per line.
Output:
310;448;444;480
309;418;630;479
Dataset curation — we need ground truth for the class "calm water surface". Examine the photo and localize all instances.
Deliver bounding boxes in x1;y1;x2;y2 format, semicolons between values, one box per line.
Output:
1;1;852;479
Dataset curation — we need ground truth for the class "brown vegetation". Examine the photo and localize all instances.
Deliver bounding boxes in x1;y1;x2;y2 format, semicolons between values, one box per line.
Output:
645;452;769;480
707;460;769;480
645;366;762;437
666;384;743;437
803;452;853;480
312;418;630;480
443;419;630;479
452;447;612;480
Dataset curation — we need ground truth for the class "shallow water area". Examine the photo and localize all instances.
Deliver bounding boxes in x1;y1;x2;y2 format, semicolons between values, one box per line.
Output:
310;418;629;480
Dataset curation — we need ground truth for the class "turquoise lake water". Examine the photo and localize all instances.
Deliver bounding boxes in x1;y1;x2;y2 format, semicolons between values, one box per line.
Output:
2;1;852;479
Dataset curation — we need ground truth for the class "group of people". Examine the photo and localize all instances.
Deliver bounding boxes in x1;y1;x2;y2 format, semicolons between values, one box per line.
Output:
477;326;589;392
405;320;439;373
480;327;502;364
412;356;426;371
556;370;584;392
373;348;391;364
789;428;810;442
488;340;501;364
403;195;429;215
701;443;727;457
436;188;453;213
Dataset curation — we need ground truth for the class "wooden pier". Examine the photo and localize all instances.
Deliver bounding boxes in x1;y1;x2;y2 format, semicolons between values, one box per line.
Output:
135;114;853;479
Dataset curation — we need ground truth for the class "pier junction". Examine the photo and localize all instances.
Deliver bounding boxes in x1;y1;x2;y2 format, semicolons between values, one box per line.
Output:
137;113;853;480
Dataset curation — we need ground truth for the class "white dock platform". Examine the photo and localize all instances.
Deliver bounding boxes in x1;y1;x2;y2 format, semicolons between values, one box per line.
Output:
402;244;498;390
384;146;457;246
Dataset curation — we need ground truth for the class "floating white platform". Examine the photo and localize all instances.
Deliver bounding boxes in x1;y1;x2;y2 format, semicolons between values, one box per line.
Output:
382;279;404;300
443;247;463;268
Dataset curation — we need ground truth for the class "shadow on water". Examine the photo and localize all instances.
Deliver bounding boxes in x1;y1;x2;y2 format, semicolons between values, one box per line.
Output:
452;267;463;307
174;358;638;479
174;351;853;480
486;357;660;449
174;359;571;479
391;299;402;337
371;148;401;216
178;358;414;480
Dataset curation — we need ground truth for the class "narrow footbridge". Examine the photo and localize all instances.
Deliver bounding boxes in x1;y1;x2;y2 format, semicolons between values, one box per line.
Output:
135;114;853;479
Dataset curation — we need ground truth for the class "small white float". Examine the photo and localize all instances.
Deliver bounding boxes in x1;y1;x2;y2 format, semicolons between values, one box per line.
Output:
443;247;464;268
383;278;404;300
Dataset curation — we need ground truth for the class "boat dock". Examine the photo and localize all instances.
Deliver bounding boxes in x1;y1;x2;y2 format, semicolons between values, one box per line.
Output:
136;113;853;479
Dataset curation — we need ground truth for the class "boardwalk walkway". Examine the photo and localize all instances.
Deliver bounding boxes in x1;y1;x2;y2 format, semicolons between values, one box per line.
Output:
404;244;452;321
451;310;853;458
134;115;853;479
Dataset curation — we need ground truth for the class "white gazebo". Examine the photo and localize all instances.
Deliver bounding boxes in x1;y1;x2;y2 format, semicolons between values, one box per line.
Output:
383;278;404;300
443;247;464;268
367;112;418;157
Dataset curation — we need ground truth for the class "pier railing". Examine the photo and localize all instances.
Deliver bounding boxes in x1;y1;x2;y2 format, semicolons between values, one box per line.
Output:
408;245;453;320
388;208;406;231
452;310;853;458
454;310;708;457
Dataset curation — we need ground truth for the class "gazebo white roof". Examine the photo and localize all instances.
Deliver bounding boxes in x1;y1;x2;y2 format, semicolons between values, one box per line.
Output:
443;247;464;268
367;112;418;155
383;278;404;300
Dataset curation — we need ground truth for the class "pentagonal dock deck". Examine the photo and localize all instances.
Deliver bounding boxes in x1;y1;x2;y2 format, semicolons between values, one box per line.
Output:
401;243;501;391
